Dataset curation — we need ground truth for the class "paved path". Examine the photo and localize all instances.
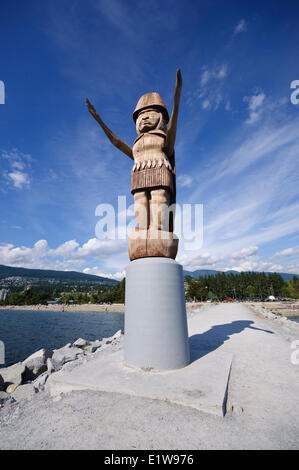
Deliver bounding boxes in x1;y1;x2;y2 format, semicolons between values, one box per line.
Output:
0;303;298;449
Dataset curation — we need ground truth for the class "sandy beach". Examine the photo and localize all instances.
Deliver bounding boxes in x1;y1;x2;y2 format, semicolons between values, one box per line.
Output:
0;302;205;314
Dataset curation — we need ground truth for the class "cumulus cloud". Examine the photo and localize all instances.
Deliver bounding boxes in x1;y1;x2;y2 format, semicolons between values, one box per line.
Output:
0;237;128;273
272;247;299;258
0;240;48;267
177;243;292;274
231;246;259;260
83;267;125;280
4;171;30;189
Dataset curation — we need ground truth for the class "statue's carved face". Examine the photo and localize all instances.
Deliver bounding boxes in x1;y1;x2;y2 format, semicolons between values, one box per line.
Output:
136;109;161;133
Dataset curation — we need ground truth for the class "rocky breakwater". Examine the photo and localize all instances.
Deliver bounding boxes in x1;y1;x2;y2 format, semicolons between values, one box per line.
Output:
0;330;122;408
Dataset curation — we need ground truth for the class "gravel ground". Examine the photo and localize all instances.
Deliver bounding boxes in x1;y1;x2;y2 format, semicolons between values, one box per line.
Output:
0;303;298;450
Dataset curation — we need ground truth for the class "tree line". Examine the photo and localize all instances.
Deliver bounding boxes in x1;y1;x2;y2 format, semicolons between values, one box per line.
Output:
1;273;298;306
185;272;299;301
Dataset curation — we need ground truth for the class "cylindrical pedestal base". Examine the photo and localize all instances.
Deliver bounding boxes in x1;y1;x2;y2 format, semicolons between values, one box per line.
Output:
124;257;190;370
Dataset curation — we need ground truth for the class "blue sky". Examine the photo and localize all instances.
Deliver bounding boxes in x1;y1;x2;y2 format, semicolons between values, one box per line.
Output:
0;0;299;279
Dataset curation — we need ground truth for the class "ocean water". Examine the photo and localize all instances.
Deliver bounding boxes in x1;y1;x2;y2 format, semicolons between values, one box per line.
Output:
0;309;124;368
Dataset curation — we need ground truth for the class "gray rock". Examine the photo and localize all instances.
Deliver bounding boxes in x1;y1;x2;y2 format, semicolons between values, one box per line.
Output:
23;348;53;380
72;338;90;349
0;392;15;406
0;390;11;405
0;373;4;391
33;372;49;392
11;383;35;401
52;346;84;370
46;358;55;374
85;340;102;354
112;329;122;340
102;330;122;345
0;362;26;387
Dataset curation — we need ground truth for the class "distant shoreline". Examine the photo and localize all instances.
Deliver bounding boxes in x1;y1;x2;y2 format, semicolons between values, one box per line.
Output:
1;301;298;317
0;302;204;313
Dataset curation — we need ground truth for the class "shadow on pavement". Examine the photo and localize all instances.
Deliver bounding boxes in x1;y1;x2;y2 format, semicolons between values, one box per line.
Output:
189;320;274;363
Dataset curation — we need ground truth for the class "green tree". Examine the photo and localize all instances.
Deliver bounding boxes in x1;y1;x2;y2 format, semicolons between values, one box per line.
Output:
246;285;256;299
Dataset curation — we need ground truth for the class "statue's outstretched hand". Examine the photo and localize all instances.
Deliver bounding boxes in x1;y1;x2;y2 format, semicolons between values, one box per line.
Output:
85;98;133;160
176;69;182;89
86;98;98;117
165;68;182;157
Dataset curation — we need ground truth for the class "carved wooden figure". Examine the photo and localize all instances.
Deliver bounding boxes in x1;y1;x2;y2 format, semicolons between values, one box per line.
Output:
86;69;182;260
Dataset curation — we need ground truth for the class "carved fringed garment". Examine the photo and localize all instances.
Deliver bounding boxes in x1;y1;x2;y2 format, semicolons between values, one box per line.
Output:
131;130;175;195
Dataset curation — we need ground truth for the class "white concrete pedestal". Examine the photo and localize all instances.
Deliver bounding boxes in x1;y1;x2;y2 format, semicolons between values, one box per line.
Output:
124;257;190;370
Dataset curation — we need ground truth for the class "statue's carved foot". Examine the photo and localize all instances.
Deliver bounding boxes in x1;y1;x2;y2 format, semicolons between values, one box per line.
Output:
128;228;179;261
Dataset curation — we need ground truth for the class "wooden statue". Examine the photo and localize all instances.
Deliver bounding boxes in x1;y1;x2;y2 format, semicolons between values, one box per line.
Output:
86;69;182;260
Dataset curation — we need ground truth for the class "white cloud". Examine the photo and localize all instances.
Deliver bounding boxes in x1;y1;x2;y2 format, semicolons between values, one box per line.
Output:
182;109;299;275
4;171;30;189
193;64;228;111
202;116;299;183
231;246;259;260
234;19;247;35
202;99;211;110
0;237;128;274
217;64;227;79
244;91;266;124
177;174;193;188
2;149;32;189
200;70;210;87
83;267;125;280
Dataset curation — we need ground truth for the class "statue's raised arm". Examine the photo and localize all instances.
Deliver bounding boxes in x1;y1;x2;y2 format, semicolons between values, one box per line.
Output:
86;98;133;160
165;69;182;157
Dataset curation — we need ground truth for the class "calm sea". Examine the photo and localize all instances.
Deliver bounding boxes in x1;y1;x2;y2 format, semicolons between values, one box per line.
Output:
0;309;124;368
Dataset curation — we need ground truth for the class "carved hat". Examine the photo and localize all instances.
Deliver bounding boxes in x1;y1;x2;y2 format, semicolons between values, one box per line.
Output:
133;92;169;123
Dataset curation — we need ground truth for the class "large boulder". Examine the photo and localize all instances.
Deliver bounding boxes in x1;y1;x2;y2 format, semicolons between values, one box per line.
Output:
11;383;35;401
52;346;84;371
0;362;26;388
84;340;102;355
102;330;122;345
33;372;49;392
46;358;55;374
72;338;90;349
23;348;53;380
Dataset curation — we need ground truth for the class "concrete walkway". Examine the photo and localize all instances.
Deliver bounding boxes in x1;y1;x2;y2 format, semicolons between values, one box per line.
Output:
0;303;298;449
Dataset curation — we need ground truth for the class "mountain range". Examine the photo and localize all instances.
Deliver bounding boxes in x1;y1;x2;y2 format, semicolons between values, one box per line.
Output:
0;264;117;285
0;264;297;286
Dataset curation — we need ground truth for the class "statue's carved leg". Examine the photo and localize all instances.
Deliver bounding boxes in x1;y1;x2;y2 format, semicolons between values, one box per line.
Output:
134;190;149;230
149;188;170;232
129;188;178;260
